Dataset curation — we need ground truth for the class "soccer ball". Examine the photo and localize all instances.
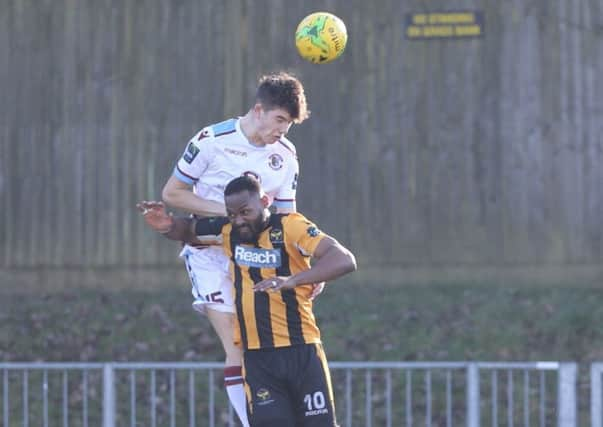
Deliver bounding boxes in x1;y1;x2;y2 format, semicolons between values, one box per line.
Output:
295;12;348;64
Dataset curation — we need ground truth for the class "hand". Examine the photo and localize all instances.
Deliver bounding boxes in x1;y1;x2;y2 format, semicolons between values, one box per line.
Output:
253;276;296;293
309;282;325;300
136;201;174;233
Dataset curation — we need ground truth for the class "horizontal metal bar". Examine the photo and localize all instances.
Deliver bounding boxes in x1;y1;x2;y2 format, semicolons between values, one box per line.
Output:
1;361;563;370
329;362;469;369
476;362;560;370
0;363;105;370
111;362;225;370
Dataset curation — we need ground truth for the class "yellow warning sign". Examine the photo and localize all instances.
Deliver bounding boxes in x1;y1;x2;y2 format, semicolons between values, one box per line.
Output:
405;11;484;39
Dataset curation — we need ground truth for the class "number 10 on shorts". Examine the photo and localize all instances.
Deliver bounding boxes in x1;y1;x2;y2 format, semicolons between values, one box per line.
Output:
303;391;328;416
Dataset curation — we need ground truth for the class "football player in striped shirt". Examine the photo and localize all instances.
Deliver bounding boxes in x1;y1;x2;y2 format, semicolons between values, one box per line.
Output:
138;175;357;426
160;72;310;425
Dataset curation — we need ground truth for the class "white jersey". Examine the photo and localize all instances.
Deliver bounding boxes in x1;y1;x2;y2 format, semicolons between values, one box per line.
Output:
173;118;299;210
171;118;299;314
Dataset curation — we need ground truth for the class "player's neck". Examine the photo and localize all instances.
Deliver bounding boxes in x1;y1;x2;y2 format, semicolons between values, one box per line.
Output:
239;113;266;147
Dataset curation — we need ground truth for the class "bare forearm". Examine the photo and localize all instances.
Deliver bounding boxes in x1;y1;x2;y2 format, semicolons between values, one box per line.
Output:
162;189;226;217
162;217;197;243
289;247;356;286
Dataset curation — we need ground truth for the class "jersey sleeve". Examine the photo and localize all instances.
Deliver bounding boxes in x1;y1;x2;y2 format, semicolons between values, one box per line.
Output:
193;217;230;244
272;155;299;211
285;213;325;257
172;128;214;185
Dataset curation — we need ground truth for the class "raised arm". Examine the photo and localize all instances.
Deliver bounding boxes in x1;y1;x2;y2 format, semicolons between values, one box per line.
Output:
137;201;226;245
136;200;197;243
161;176;226;217
253;235;357;292
291;236;356;285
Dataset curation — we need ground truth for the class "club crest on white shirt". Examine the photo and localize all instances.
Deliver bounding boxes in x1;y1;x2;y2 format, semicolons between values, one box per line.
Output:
268;153;284;170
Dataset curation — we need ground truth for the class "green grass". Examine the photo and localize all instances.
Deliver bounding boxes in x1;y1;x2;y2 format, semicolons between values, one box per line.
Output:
319;280;603;363
2;280;603;363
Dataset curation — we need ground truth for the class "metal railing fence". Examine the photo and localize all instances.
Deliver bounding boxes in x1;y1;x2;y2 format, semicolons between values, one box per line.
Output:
1;361;578;427
590;363;603;427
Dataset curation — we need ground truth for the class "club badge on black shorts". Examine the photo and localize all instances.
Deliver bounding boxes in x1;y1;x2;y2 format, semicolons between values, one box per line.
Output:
255;388;275;406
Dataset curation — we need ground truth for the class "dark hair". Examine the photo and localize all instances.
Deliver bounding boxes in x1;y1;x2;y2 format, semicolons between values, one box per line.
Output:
224;175;262;197
255;71;310;124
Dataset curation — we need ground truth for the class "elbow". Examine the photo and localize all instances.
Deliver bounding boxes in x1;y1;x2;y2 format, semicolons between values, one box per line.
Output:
345;251;358;274
161;186;175;205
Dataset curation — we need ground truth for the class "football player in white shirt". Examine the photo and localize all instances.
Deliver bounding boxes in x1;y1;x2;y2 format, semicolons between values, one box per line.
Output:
161;72;309;426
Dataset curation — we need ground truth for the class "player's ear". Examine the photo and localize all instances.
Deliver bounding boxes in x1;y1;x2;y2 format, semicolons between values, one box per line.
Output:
252;103;263;117
260;194;270;208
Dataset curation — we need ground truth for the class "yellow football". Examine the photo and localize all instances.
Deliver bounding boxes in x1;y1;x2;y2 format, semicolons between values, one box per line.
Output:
295;12;348;64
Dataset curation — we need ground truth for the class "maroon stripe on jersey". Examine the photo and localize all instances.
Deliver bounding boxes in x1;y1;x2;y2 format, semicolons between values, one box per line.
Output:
278;140;297;157
215;129;236;138
176;166;198;182
274;198;295;202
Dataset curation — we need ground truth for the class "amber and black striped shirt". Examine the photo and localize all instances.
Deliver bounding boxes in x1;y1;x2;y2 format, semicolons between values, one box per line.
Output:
195;213;326;350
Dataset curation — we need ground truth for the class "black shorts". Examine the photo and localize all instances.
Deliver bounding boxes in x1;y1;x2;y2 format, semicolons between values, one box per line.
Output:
243;343;338;427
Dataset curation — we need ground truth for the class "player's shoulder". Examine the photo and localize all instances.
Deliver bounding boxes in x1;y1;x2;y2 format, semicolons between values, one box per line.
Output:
280;213;323;241
192;118;237;142
210;118;238;138
281;212;314;228
274;136;298;160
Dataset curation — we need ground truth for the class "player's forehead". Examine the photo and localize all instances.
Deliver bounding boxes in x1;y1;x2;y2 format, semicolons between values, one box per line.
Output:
225;190;260;212
263;106;293;122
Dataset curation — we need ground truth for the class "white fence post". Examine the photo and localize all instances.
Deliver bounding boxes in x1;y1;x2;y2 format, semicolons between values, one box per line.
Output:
592;364;602;427
467;363;479;427
103;364;115;427
558;362;577;427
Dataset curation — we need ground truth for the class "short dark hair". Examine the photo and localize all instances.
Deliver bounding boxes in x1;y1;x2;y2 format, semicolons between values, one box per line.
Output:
224;175;262;197
255;71;310;124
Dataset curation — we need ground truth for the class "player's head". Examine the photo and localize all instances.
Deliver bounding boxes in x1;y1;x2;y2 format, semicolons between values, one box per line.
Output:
255;71;309;123
250;71;310;145
224;176;270;242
